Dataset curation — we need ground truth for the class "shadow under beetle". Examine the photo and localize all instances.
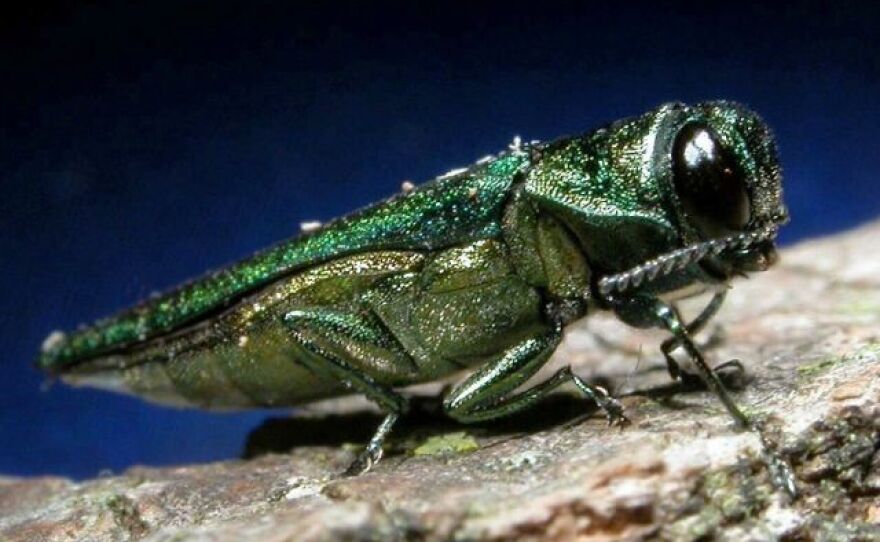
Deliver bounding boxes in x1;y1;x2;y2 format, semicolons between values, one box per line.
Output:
38;101;797;495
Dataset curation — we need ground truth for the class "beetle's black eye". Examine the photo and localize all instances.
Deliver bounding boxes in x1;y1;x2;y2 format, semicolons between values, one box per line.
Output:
672;122;751;238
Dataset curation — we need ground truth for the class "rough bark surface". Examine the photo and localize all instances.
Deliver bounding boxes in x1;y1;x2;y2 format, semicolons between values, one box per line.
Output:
3;222;879;542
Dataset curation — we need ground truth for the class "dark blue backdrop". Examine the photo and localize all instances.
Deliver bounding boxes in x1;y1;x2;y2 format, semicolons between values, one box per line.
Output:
2;1;878;478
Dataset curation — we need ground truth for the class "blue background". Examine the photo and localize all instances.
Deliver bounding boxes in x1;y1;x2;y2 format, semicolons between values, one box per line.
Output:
1;1;878;478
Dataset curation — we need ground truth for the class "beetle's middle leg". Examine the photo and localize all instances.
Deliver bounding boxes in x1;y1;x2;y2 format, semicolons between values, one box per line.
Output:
443;327;627;426
660;290;743;383
282;308;416;475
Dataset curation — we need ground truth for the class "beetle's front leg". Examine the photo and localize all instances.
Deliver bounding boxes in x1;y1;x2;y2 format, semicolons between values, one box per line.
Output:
443;327;627;426
655;300;798;497
282;309;414;476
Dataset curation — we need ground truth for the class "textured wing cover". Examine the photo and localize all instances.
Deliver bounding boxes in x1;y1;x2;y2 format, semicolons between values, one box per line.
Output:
39;153;528;370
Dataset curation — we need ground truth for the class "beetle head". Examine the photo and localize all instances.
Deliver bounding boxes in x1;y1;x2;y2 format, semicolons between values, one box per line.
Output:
660;101;787;280
594;102;788;299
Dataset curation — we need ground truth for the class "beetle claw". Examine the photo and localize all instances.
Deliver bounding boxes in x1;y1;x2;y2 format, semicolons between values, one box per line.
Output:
602;398;630;428
344;445;383;477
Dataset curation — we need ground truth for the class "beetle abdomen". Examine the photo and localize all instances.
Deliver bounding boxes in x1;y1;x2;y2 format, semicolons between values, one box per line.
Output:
55;251;430;408
60;332;348;410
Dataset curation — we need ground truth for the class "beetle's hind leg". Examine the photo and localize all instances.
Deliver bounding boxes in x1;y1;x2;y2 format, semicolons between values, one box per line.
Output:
443;327;628;426
282;308;416;476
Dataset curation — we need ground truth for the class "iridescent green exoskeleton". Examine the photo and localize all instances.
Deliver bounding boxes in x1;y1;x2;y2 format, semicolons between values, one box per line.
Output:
38;101;795;494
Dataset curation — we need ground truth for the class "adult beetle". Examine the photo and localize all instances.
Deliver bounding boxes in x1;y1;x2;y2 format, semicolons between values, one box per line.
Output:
38;101;795;493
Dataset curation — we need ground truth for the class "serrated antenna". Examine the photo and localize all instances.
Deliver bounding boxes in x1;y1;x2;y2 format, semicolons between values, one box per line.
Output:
598;225;778;299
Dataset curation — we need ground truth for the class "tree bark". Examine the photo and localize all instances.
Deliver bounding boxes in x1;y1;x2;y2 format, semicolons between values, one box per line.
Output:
3;222;879;542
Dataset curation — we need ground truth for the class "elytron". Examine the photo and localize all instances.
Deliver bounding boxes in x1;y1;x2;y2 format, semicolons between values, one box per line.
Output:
38;101;796;493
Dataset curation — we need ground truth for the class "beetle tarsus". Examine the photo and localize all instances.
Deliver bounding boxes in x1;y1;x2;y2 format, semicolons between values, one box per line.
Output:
344;412;398;476
758;425;799;499
569;371;629;426
710;358;747;390
675;358;747;391
344;445;382;477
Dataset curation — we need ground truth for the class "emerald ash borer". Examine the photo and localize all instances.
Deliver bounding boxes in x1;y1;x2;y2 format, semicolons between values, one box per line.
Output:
38;101;797;495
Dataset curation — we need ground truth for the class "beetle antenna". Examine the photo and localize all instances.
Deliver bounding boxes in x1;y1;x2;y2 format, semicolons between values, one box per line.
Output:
598;225;778;299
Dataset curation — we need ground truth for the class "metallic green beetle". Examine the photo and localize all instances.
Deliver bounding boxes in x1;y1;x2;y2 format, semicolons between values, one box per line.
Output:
38;101;794;492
